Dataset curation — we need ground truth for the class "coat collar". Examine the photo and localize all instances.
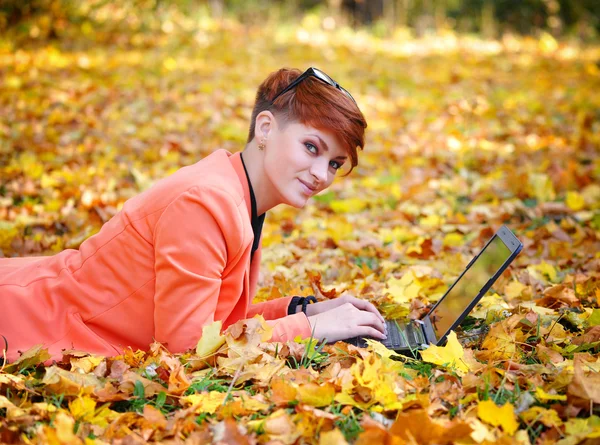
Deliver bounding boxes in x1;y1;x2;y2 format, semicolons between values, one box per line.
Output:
229;151;253;220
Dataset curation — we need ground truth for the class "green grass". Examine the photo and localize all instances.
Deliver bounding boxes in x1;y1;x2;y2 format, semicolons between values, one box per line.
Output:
184;370;230;395
111;381;176;414
287;334;329;370
330;404;364;442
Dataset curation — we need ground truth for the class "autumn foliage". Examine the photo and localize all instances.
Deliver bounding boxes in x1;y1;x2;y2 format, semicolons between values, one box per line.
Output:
1;16;600;445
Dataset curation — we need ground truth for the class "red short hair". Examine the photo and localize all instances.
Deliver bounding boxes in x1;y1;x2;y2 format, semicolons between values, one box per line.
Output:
247;68;367;173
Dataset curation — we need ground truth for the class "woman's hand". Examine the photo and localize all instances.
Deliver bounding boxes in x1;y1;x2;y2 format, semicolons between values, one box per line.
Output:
305;298;387;344
304;293;385;323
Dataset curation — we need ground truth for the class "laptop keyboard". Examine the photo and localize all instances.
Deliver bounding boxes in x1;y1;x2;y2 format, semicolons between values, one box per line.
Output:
347;320;425;350
381;320;408;349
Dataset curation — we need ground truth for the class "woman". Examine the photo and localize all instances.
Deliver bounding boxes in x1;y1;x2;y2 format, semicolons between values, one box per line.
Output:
1;67;387;363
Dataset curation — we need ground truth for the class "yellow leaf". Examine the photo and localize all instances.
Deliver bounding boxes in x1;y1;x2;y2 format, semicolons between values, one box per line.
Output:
469;294;510;319
529;173;556;203
319;428;349;445
566;191;585;211
539;32;558;53
535;387;567;402
520;406;563;428
330;198;367;214
527;262;558;283
364;339;404;360
296;382;335;407
42;366;103;396
386;272;421;304
477;399;518;435
238;397;270;412
0;221;18;250
443;232;464;248
247;409;298;443
69;396;96;421
326;217;354;243
196;320;226;357
420;214;444;227
420;331;470;375
564;417;600;437
504;281;528;299
70;356;104;373
54;411;81;444
466;418;495;443
479;323;517;361
0;395;26;420
182;391;227;414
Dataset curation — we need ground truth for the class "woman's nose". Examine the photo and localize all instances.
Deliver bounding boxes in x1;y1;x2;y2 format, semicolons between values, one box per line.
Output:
310;158;329;184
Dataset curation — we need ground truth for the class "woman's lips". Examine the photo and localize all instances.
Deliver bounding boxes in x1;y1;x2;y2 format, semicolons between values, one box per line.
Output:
298;179;315;196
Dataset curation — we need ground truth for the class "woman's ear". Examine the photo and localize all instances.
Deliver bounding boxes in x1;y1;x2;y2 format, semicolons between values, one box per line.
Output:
254;111;274;141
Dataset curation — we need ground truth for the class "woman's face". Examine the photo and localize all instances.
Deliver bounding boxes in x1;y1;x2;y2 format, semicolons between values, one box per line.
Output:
261;117;348;208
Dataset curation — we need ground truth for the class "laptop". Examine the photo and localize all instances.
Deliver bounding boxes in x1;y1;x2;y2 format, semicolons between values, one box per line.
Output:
345;225;523;355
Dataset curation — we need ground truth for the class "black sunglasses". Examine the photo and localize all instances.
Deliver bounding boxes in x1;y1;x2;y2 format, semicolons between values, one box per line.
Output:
270;67;357;105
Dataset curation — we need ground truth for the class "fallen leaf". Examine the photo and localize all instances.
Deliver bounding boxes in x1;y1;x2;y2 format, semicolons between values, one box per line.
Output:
420;331;471;375
567;354;600;406
389;409;471;444
477;399;519;436
196;320;226;357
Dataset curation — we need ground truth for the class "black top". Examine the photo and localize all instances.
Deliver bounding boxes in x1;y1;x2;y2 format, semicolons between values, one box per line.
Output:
240;152;265;259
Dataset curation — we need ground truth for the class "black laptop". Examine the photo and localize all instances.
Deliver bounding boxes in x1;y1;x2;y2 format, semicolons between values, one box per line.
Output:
345;225;523;354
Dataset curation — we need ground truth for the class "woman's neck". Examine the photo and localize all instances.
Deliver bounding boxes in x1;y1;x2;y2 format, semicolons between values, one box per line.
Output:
240;144;280;215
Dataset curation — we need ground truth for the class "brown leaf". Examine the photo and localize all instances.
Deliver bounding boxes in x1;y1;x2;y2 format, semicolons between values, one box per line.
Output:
212;418;251;445
3;344;51;373
567;354;600;406
535;284;581;309
108;360;130;379
119;371;166;397
389;409;471;444
307;270;338;299
356;420;406;445
42;366;104;396
571;325;600;346
141;404;167;429
536;344;565;364
270;378;298;407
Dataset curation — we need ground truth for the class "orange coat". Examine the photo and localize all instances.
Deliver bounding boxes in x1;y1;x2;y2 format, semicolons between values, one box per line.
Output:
0;150;312;362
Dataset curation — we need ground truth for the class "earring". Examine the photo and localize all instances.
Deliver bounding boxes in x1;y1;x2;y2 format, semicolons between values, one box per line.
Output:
258;139;266;150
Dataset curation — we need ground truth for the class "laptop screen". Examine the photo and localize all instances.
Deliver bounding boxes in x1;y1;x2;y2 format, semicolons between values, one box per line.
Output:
429;235;512;340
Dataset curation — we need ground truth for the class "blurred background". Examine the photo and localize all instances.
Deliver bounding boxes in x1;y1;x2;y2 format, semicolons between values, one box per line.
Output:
1;0;600;45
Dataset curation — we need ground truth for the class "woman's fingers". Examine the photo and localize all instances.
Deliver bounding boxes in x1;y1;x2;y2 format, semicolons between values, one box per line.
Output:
356;326;387;340
307;303;387;344
346;304;385;336
347;296;385;324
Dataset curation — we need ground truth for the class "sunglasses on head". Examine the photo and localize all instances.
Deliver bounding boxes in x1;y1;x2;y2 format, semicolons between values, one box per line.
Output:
270;67;357;105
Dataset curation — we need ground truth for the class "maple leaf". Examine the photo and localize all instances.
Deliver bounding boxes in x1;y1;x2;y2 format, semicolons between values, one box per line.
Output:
296;382;336;407
182;391;227;414
477;399;519;436
420;331;471;375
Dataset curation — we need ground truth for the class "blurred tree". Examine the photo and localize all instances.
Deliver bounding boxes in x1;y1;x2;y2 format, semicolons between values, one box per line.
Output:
1;0;598;38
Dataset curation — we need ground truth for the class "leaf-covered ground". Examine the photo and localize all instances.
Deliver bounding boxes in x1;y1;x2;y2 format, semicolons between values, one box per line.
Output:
1;17;600;445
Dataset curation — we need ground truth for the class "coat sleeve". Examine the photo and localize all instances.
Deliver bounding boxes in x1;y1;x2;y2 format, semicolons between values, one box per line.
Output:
153;186;245;353
247;297;294;319
266;313;313;342
248;298;313;342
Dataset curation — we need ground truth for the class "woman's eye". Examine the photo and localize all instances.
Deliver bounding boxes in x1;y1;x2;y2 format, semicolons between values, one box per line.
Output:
305;142;318;154
330;161;342;170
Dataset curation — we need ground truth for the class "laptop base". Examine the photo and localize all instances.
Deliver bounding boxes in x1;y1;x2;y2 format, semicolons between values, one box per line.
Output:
344;320;426;358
